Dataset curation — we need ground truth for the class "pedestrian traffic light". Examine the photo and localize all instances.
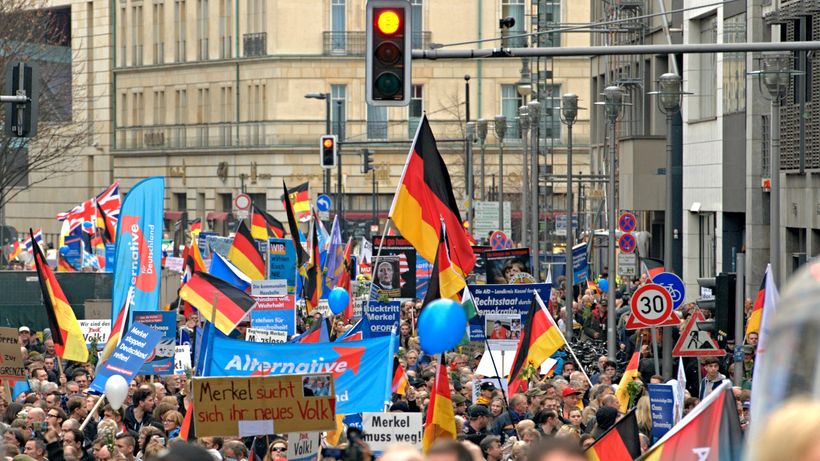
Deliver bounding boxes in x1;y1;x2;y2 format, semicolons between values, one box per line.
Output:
4;62;39;138
320;135;337;169
366;0;411;106
361;149;374;173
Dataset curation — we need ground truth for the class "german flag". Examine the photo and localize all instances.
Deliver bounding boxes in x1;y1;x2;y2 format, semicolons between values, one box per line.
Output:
100;290;132;364
95;200;117;244
251;204;286;241
283;181;309;268
31;229;88;363
179;271;257;335
642;257;665;280
616;351;641;413
586;409;641;461
421;224;465;306
746;265;773;338
508;291;566;395
227;221;266;280
422;357;456;452
389;115;476;281
281;181;312;222
184;238;207;276
302;218;322;312
392;357;408;396
190;218;202;234
639;382;742;461
335;237;355;320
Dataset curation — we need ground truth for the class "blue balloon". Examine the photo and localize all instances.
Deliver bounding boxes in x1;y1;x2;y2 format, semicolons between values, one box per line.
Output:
418;298;467;355
328;287;350;315
598;278;609;293
59;245;70;256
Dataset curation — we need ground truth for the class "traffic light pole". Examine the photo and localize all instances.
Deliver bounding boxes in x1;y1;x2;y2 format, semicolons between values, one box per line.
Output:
336;100;344;227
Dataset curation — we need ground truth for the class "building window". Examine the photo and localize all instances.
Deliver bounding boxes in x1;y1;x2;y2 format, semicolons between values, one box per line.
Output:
119;91;128;147
197;0;209;61
540;1;559;47
501;84;524;139
411;0;422;49
197;87;210;146
219;85;233;145
120;7;127;67
175;88;187;147
367;104;388;140
247;0;265;33
132;5;144;66
132;91;145;147
723;13;746;114
539;84;561;139
693;15;716;120
153;90;166;125
330;0;346;52
501;0;526;47
408;84;423;137
219;0;232;58
174;0;187;62
246;83;266;145
175;192;187;211
331;84;346;137
698;212;716;277
153;3;165;64
249;193;266;211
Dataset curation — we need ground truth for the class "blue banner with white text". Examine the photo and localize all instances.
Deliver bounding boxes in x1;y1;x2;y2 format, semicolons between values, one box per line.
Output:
572;242;589;285
647;383;675;442
89;322;163;394
467;284;552;341
134;310;177;376
364;301;401;337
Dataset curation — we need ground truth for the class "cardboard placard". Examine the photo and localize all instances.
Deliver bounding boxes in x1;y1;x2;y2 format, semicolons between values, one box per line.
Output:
0;327;25;380
193;374;337;437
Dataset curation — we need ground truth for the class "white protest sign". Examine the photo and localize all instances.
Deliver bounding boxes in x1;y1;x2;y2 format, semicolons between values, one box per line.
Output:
246;328;288;344
165;256;184;273
252;279;288;297
361;412;423;452
79;319;112;347
175;345;191;375
287;432;321;461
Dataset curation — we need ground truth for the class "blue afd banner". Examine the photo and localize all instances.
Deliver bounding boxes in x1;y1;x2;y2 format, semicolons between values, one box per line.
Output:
111;177;165;322
572;243;589;285
268;238;297;295
204;333;397;414
133;311;176;375
647;383;676;442
467;284;552;341
90;322;163;394
364;301;401;337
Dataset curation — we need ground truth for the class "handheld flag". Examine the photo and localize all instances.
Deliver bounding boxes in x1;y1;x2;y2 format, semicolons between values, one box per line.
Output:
251;204;285;240
392;357;408;395
281;181;312;222
616;351;641;413
337;316;370;342
100;289;133;363
335;237;355;320
31;229;89;362
282;181;309;268
586;409;641;461
420;223;465;306
291;316;331;344
325;216;345;287
179;272;257;335
750;263;779;427
227;221;266;280
508;291;566;394
746;264;777;338
422;357;457;452
209;251;252;292
389;115;476;281
302;218;323;312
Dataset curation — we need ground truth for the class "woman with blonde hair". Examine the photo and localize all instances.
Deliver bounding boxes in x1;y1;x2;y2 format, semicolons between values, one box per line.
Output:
162;410;183;440
635;395;653;437
263;437;288;461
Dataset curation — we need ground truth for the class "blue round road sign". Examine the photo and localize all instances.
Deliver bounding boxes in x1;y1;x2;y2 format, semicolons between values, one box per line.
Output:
618;212;637;233
651;272;686;309
316;194;332;212
618;233;636;253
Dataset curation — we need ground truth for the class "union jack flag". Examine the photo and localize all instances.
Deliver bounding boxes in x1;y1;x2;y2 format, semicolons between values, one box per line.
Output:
23;229;43;254
56;182;120;235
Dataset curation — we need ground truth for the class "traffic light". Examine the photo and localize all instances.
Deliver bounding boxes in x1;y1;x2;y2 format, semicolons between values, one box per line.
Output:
361;149;374;173
320;135;337;168
366;0;411;106
4;62;39;138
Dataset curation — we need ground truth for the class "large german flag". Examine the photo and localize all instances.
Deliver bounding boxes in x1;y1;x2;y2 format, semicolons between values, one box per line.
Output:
421;224;465;306
283;181;309;268
31;229;88;363
389;115;476;280
227;221;266;280
508;291;566;394
302;218;322;312
639;382;742;461
586;409;641;461
422;357;456;453
251;204;285;241
616;351;641;413
179;271;257;335
281;181;312;222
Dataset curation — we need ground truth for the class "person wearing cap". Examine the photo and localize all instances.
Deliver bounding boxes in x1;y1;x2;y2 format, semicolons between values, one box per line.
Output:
559;387;582;424
452;394;468;417
476;381;495;406
526;386;547;413
462;404;491;446
18;327;43;354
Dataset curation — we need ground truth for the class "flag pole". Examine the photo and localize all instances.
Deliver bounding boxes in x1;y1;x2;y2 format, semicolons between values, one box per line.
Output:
482;338;511;411
534;290;593;387
365;217;393;316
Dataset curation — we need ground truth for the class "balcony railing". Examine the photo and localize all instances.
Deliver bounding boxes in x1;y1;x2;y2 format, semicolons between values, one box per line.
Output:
322;31;431;56
243;32;267;57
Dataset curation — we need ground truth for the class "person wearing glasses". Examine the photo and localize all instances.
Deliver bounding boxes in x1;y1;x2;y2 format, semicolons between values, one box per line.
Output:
46;408;66;433
264;438;288;461
161;410;183;440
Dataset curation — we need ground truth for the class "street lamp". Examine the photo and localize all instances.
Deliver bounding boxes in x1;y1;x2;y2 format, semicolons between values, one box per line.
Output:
559;93;579;341
649;72;690;379
749;52;798;286
595;85;626;360
466;121;476;239
519;105;530;247
495;116;508;233
477;119;489;200
305;92;331;195
528;99;541;280
517;58;533;100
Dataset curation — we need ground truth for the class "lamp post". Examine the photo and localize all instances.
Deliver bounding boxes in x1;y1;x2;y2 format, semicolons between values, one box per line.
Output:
519;105;530;247
528;100;541;280
305;92;331;195
597;85;626;360
649;72;690;379
335;99;344;226
750;52;795;286
477;119;489;200
560;93;579;341
466;121;476;238
495;116;508;233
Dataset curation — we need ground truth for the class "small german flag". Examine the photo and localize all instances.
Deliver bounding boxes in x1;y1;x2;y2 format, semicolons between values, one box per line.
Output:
302;218;322;312
179;271;257;335
281;181;312;222
422;357;456;452
283;181;309;268
31;229;88;363
586;409;641;461
508;291;567;395
184;238;207;276
227;221;266;280
392;357;408;396
616;351;641;413
250;204;285;241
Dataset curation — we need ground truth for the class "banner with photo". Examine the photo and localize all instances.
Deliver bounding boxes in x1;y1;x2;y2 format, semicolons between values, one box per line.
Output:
470;246;491;284
466;283;552;345
133;310;177;375
483;248;534;284
372;237;417;299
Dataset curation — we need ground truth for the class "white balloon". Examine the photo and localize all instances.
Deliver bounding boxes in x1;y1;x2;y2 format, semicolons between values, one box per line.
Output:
104;374;129;410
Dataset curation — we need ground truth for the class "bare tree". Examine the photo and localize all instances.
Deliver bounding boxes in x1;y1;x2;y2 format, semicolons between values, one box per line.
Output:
0;0;88;240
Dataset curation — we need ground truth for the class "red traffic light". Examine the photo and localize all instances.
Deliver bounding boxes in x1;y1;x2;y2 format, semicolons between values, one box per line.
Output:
376;10;400;35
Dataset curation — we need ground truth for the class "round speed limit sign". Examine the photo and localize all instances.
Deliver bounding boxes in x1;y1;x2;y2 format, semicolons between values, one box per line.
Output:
630;284;674;326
